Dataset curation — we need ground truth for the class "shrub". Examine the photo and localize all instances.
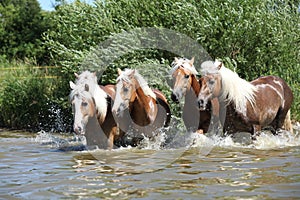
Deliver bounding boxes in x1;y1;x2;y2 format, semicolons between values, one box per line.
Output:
1;0;299;131
44;0;299;120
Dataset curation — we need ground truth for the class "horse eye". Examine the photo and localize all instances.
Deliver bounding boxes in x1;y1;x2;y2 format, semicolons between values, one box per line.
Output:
184;74;190;79
123;87;129;93
82;102;88;106
209;80;215;85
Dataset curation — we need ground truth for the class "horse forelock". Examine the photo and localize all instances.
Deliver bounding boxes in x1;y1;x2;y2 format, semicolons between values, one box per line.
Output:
170;58;198;76
70;88;93;102
75;71;97;85
200;60;218;76
219;66;258;113
71;71;108;116
117;69;156;99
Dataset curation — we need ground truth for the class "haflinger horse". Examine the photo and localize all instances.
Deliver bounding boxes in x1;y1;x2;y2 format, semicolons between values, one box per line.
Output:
69;71;123;150
170;57;216;134
112;68;171;146
197;60;294;136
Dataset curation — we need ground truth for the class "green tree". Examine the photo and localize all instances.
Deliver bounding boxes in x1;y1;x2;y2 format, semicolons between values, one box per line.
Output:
0;0;51;63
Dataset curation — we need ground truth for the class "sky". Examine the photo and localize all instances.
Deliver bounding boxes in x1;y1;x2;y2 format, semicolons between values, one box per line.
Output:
38;0;56;11
38;0;94;11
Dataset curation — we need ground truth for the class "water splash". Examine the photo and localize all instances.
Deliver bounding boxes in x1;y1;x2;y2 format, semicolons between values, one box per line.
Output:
34;120;300;154
35;130;86;151
190;128;300;153
253;130;300;150
139;129;168;150
39;102;72;133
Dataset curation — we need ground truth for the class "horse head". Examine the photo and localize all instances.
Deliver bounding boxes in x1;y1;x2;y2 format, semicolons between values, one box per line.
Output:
70;81;97;135
112;68;137;117
198;60;222;111
170;57;199;103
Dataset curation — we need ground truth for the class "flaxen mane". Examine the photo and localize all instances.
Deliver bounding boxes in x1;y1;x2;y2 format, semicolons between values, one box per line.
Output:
118;69;156;99
170;57;198;75
215;60;258;113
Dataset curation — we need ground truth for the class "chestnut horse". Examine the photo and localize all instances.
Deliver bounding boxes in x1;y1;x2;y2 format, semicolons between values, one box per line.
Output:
170;57;214;134
69;71;123;149
112;68;171;145
197;60;293;135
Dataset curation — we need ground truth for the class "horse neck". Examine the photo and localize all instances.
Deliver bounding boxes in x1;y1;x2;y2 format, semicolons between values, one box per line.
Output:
190;75;200;95
185;75;200;101
93;85;108;123
130;85;157;124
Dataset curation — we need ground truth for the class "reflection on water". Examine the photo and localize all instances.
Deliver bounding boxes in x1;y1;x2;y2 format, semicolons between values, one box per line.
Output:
0;129;299;199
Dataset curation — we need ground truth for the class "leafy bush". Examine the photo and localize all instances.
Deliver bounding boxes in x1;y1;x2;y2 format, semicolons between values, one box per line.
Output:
44;0;299;120
0;61;72;131
1;0;299;131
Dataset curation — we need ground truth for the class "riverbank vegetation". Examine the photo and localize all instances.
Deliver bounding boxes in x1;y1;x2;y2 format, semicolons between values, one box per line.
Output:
0;0;299;131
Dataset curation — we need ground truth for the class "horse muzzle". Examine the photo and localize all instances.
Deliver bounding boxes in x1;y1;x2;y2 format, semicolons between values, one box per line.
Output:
198;99;207;111
171;92;180;103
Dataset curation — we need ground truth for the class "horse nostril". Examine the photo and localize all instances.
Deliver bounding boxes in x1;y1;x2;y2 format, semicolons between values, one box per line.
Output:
198;99;204;108
171;93;178;103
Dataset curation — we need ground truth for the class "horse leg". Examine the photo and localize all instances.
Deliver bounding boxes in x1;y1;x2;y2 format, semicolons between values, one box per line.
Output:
283;109;293;134
252;125;262;139
107;134;113;150
107;127;117;150
207;97;223;137
270;107;291;133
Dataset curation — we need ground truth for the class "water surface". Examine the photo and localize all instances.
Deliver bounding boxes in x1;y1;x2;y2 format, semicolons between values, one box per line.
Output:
0;129;299;199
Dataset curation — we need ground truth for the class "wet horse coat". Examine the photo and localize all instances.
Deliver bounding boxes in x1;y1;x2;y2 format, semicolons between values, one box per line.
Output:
170;57;211;133
198;60;293;135
112;68;171;145
69;71;123;149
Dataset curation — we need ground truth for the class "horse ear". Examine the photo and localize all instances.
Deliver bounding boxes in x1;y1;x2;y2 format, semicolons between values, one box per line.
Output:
217;62;222;70
85;83;89;91
190;57;195;65
117;68;122;76
129;69;135;78
74;73;79;78
174;57;179;62
70;81;76;89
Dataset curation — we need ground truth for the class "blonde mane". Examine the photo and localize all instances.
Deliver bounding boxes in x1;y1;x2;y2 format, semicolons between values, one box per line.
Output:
118;69;156;99
216;60;257;113
170;57;198;75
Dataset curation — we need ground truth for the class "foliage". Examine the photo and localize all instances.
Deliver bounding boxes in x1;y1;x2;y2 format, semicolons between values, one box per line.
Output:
44;0;300;120
0;0;52;64
0;60;73;131
0;0;299;131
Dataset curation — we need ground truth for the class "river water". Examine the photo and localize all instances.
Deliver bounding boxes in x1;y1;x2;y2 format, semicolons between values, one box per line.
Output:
1;127;300;199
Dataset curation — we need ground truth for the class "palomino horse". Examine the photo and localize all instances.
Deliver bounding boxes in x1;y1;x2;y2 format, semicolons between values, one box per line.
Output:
197;60;294;135
170;57;213;133
69;71;123;149
112;68;171;145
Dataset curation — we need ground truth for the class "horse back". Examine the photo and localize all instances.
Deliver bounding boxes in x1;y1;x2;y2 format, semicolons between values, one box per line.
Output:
100;84;116;101
152;89;168;103
251;75;293;105
152;89;171;127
